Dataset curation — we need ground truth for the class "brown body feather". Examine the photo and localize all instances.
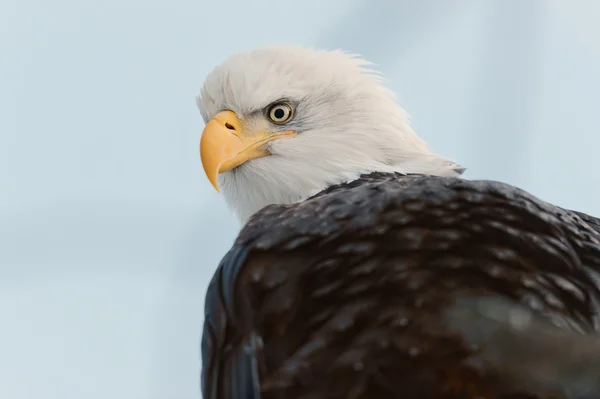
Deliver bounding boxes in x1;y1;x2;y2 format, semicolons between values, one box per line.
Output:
201;173;600;399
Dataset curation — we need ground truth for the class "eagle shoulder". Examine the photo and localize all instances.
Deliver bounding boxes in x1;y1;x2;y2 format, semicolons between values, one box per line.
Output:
201;173;600;399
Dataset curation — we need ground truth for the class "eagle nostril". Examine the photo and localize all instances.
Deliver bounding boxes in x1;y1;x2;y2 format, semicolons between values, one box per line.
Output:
225;122;236;131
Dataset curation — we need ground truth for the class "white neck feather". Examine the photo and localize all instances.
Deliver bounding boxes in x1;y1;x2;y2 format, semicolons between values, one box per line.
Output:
219;137;462;224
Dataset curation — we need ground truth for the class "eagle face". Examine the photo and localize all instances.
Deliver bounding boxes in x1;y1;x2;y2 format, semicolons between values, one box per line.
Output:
197;45;463;223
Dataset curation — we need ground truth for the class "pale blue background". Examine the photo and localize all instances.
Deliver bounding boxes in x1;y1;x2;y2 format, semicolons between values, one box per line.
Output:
1;1;599;398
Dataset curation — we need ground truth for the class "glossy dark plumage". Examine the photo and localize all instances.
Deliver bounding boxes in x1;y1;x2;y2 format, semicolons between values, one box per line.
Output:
201;173;600;399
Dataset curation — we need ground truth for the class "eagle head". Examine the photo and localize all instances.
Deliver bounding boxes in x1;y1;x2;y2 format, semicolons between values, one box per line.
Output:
197;45;463;223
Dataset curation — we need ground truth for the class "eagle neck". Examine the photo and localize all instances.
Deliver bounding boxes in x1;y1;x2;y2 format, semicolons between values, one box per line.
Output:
308;171;408;200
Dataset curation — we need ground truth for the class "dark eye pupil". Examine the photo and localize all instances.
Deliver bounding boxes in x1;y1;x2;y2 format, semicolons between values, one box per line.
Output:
273;108;285;119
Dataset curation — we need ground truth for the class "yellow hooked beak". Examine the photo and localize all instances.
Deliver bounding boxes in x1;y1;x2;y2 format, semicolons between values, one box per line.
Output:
200;110;296;191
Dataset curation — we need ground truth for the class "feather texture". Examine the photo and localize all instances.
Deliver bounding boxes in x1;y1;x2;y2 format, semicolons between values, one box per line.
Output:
201;173;600;399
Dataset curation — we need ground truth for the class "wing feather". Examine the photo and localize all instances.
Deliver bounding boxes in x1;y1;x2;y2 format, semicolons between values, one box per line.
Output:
201;174;600;399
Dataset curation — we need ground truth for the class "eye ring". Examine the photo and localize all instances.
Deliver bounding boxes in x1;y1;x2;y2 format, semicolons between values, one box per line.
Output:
266;102;294;125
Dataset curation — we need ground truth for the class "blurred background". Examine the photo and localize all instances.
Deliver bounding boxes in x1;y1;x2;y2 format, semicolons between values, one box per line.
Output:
1;0;599;398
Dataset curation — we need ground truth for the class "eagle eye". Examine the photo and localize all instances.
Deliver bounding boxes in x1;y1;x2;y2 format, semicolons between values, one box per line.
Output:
266;102;294;125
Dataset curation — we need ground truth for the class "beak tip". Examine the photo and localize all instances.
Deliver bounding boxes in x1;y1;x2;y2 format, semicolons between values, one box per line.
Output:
207;174;221;192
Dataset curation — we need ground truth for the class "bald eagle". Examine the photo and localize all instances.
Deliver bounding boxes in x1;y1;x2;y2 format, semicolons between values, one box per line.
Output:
197;46;600;399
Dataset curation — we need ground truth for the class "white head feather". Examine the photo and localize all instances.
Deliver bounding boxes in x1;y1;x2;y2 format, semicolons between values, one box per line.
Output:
197;45;464;223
